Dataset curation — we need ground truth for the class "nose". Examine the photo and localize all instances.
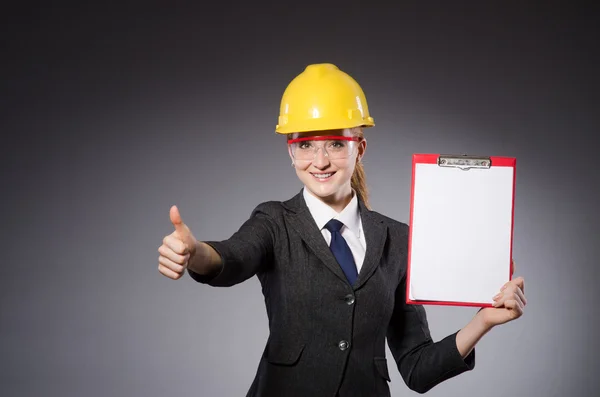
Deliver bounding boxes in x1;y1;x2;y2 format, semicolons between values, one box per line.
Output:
312;146;330;169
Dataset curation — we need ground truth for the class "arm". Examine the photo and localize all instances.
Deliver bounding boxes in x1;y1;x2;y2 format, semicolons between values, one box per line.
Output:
187;241;223;276
187;203;277;287
386;277;476;394
455;311;493;358
456;275;526;356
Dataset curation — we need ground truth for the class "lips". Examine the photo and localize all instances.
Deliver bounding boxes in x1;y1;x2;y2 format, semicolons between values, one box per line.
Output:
310;171;336;181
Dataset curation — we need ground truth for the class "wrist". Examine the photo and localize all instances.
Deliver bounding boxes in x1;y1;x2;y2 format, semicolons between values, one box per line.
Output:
188;241;221;275
475;308;496;332
188;241;209;274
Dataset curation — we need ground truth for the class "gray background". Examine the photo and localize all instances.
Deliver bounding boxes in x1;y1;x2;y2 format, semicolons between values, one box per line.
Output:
3;2;599;396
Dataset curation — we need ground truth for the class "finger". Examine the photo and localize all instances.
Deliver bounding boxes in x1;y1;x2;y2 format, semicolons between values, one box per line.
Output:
158;263;183;280
503;299;524;318
492;293;502;306
158;244;189;265
512;289;525;309
512;276;525;294
493;285;515;307
514;286;527;306
163;234;188;255
493;282;510;302
170;205;189;237
159;255;186;274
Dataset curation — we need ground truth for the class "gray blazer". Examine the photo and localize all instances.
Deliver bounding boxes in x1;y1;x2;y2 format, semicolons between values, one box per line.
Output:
189;190;475;397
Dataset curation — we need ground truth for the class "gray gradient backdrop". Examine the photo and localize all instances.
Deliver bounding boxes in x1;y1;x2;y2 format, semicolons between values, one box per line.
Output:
3;2;599;397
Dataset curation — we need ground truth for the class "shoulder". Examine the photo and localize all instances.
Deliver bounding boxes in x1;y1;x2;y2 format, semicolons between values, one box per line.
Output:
248;197;300;224
250;200;288;218
244;199;298;239
249;191;305;219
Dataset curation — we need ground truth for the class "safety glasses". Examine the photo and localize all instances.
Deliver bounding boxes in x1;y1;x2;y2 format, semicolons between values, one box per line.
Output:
288;136;361;161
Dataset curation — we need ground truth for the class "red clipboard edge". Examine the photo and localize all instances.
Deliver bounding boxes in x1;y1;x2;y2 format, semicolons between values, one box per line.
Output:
405;154;517;307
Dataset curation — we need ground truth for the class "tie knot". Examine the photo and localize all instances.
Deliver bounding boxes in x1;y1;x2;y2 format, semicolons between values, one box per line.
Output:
324;219;344;233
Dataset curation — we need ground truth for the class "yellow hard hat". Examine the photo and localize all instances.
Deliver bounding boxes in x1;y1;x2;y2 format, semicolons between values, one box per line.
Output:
275;63;375;134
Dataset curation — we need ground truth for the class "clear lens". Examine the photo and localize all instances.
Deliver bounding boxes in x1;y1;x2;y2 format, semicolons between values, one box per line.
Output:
291;140;357;161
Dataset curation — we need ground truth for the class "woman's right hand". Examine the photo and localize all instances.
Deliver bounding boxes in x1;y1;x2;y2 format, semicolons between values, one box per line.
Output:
158;205;199;280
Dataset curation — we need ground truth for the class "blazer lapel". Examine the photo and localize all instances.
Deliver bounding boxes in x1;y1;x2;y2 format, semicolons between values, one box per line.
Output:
353;199;388;290
283;191;352;285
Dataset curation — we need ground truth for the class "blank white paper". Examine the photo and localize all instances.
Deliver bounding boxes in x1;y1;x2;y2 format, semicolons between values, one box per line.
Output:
409;162;514;305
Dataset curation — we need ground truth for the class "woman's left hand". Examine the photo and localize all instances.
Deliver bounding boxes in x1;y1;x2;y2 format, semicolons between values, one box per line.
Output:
479;261;527;327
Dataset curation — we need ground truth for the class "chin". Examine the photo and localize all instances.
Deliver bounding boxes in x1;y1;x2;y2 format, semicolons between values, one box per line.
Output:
304;181;347;199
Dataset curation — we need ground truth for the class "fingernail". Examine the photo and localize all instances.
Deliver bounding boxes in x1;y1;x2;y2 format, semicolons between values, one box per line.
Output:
493;293;501;300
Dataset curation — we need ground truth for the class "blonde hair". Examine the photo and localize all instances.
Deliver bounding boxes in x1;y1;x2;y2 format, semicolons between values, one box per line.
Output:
349;127;370;210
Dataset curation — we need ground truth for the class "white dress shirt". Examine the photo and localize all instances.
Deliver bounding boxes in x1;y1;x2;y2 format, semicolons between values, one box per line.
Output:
302;187;367;273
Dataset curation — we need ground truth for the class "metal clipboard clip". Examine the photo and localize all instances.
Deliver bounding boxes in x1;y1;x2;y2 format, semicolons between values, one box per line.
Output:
437;154;492;171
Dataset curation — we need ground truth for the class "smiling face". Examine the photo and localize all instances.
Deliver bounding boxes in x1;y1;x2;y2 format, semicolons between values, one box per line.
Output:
288;128;367;209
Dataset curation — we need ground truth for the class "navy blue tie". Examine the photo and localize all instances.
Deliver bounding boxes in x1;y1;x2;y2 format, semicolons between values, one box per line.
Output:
324;219;358;285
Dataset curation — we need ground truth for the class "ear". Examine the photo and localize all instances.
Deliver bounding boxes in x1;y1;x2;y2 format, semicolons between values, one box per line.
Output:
357;138;367;161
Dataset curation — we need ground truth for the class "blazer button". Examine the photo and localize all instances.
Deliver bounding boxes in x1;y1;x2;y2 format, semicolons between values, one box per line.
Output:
344;294;355;305
338;340;350;351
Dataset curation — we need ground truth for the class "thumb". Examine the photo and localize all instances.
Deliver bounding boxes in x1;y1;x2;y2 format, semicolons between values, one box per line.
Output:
170;205;190;238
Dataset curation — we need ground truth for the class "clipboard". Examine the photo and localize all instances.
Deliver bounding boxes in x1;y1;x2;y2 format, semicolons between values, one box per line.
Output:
406;154;516;307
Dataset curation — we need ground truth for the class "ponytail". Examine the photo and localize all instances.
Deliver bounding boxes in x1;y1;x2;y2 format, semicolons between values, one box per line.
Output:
351;159;370;210
350;127;370;210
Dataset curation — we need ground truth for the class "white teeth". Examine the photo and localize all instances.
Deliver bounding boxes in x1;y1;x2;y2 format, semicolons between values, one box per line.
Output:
313;173;332;179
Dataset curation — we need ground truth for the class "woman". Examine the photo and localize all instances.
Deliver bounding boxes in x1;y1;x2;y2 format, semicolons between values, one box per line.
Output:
157;63;527;397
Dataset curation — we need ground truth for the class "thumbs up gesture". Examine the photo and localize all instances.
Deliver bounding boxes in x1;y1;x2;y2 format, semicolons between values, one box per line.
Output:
158;205;198;280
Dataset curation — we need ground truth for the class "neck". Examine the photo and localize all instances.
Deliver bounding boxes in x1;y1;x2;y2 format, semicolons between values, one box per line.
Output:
307;185;353;213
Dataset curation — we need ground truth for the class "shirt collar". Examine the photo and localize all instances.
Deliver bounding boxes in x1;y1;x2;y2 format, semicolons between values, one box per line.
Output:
303;186;362;239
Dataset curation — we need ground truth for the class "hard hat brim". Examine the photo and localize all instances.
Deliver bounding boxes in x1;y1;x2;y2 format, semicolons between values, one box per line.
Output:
276;117;375;135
